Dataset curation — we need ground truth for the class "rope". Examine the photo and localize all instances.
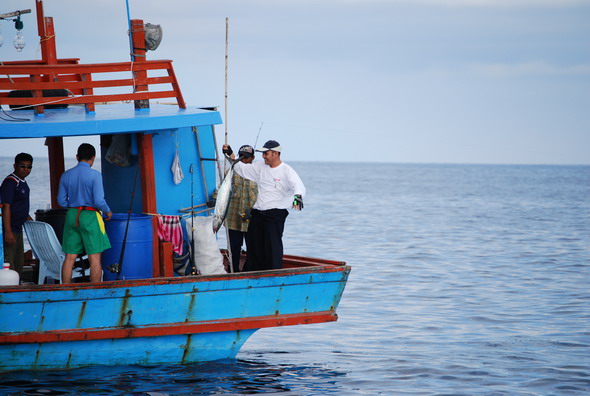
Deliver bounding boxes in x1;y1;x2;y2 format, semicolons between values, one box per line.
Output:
8;95;75;110
0;61;15;84
182;207;214;218
39;35;55;43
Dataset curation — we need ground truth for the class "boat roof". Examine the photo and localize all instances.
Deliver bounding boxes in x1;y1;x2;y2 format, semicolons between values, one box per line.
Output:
0;104;222;139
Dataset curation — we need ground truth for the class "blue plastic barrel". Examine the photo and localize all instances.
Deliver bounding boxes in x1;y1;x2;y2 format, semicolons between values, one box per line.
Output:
101;213;153;281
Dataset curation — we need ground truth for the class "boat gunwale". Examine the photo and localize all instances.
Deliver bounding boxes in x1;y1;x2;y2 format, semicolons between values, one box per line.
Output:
0;256;349;294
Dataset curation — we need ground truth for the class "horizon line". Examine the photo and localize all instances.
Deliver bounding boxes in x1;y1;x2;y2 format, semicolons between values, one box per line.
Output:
0;156;588;167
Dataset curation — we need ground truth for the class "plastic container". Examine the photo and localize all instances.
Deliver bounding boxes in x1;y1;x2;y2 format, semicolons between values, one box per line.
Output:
0;263;20;286
101;213;154;281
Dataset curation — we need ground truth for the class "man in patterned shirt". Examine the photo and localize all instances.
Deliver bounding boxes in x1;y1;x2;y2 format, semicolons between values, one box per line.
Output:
225;145;258;272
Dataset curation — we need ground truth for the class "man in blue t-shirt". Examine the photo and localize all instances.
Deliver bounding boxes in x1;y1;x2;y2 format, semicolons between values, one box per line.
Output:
58;143;112;283
1;153;33;277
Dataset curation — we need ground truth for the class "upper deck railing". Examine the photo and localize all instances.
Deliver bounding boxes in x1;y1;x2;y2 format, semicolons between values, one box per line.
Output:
0;59;187;114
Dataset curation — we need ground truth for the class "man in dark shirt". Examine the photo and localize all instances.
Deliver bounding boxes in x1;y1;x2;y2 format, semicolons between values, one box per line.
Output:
1;153;33;277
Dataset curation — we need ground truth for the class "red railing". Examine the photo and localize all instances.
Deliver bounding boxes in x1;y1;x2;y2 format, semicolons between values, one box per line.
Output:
0;58;80;66
0;59;186;114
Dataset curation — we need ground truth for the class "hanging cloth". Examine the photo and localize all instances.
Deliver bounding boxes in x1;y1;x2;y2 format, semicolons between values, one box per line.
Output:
157;215;184;255
171;146;184;184
106;134;131;167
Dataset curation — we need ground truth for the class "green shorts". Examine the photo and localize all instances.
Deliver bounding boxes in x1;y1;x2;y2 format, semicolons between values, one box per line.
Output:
62;208;111;255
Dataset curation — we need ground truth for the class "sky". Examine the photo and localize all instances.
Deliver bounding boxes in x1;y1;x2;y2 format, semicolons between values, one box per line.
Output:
0;0;589;164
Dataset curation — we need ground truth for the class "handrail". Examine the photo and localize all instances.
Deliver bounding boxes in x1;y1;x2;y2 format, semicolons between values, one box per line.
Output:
0;58;80;65
0;59;186;114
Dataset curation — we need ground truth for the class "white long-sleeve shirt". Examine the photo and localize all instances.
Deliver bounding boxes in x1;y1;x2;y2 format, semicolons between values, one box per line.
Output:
233;161;306;211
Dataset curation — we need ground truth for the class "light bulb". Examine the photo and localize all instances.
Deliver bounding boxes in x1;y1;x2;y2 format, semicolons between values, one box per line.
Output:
13;30;25;52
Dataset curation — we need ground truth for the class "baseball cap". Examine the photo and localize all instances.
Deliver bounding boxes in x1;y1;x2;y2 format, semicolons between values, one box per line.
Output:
256;140;282;152
238;145;254;158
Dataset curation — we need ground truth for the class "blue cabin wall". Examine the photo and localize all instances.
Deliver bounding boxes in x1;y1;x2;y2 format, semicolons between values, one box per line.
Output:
101;126;218;216
152;125;217;215
101;141;144;215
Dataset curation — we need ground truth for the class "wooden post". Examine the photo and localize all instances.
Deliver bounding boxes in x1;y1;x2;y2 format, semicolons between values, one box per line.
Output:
35;1;59;115
166;64;186;109
36;0;46;51
31;74;44;115
40;17;57;65
139;134;157;214
45;137;65;209
159;241;174;278
130;19;149;110
38;2;64;198
82;73;95;113
138;133;159;276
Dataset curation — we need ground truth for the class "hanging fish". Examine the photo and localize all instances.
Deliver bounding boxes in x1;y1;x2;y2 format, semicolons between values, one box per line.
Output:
171;148;184;184
212;165;234;233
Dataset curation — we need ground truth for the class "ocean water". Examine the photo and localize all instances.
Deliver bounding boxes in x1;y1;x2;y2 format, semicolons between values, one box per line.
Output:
1;159;589;395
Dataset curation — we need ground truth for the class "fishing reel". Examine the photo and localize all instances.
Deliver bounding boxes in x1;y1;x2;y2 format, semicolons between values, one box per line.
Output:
240;209;252;222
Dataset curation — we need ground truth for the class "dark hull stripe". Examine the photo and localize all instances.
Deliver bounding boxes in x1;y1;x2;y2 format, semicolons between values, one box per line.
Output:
0;311;337;344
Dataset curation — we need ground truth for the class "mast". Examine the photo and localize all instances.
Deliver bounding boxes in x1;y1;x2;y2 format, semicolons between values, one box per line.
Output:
224;17;229;171
35;0;64;208
36;0;56;64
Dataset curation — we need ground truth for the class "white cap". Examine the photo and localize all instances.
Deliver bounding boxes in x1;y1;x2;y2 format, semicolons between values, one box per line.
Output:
256;140;282;152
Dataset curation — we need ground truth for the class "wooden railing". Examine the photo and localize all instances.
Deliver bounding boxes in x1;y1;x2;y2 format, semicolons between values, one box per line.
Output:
0;59;186;114
0;58;80;66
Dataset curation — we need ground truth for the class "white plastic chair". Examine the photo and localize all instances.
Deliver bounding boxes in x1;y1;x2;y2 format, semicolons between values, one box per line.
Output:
23;220;89;284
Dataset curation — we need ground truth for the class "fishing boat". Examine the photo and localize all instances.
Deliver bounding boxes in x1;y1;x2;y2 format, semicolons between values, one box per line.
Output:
0;2;349;370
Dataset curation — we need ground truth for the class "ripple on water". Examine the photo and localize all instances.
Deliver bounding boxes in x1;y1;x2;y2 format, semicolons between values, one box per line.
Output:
1;162;589;394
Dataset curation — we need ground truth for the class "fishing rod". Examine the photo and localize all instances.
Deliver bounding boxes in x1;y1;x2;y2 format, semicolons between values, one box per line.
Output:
189;163;197;275
222;17;234;272
254;121;263;150
112;159;140;280
224;17;229;174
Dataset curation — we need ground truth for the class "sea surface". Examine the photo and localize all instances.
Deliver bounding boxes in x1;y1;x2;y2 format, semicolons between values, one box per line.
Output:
1;158;589;395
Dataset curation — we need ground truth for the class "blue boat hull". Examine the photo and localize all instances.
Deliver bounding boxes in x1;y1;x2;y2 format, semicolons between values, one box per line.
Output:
0;256;349;370
3;330;256;369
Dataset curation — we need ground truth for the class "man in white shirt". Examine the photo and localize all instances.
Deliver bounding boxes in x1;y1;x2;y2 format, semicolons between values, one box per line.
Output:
223;140;305;271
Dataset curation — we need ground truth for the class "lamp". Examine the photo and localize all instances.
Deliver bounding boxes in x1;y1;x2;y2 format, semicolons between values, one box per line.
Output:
144;23;162;51
13;13;25;52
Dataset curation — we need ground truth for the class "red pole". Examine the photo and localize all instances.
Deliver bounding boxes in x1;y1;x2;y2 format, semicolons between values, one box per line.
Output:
41;17;57;65
36;0;57;65
130;19;149;110
45;137;65;209
36;1;64;206
36;0;45;43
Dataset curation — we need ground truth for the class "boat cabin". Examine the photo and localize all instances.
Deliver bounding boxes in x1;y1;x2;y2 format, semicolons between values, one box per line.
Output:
0;2;222;279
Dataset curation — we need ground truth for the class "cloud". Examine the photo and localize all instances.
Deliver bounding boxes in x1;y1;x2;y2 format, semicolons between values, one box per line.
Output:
145;0;590;6
334;0;590;6
472;61;590;77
